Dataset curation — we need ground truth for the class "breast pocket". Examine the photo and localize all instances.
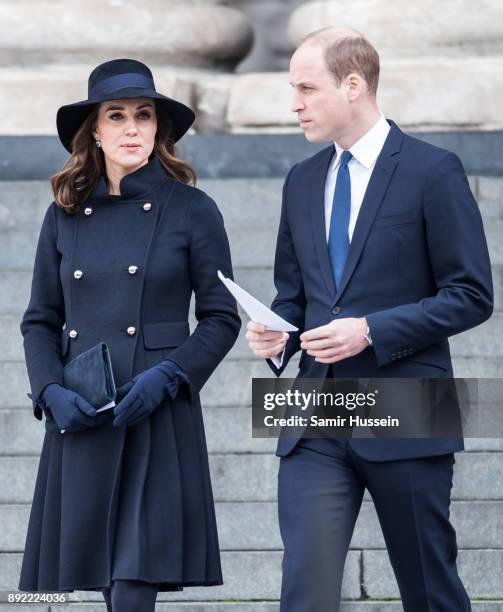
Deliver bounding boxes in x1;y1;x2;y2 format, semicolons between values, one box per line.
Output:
373;211;420;228
143;321;190;366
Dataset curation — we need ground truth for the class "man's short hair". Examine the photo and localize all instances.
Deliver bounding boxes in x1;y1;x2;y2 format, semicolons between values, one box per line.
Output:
300;28;380;97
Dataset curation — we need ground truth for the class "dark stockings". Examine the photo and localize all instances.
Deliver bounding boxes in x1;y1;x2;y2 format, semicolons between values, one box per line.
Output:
102;579;159;612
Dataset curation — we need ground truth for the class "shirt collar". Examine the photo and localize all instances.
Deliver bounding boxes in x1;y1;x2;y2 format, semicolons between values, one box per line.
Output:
333;114;390;170
91;155;169;201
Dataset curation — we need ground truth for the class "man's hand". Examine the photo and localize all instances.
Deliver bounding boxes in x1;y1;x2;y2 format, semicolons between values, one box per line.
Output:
246;321;289;359
300;317;370;363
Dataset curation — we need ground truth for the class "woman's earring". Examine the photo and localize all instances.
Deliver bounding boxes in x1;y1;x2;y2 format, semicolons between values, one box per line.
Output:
95;139;102;148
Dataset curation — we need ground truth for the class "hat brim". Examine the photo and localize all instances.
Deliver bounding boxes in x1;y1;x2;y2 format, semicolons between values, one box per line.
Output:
56;87;195;152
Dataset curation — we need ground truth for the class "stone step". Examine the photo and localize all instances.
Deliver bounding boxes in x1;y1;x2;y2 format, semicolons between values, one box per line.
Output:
0;603;502;612
1;211;502;271
1;175;502;270
0;359;300;410
1;604;502;612
2;362;503;436
3;313;503;377
2;263;502;321
0;224;280;269
2;406;503;457
363;549;503;599
0;407;275;456
478;177;503;220
0;550;359;600
3;311;503;363
3;362;503;440
0;180;284;228
1;176;497;228
8;226;502;280
2;500;502;553
450;357;503;377
2;351;503;419
0;453;501;505
2;400;503;456
0;549;501;601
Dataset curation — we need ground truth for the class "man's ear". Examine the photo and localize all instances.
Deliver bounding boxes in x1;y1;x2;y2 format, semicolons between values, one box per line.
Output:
346;73;363;101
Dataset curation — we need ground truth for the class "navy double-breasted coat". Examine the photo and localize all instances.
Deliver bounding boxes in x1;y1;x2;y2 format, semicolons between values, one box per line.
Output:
18;156;241;592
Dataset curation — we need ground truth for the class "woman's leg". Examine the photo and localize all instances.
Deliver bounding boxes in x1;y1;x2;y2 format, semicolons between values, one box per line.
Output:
102;587;112;612
110;579;159;612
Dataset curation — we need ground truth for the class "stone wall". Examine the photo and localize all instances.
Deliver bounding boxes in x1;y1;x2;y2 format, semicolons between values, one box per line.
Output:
0;0;502;134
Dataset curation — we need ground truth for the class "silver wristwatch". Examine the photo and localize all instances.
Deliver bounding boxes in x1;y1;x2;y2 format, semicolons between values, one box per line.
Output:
364;325;373;346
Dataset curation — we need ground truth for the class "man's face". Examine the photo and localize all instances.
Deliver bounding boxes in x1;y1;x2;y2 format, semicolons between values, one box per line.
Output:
289;44;350;143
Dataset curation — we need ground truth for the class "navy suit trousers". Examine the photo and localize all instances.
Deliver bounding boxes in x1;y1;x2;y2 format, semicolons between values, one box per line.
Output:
278;437;471;611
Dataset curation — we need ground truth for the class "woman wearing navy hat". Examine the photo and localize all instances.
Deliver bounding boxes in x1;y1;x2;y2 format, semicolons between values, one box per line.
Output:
18;59;241;611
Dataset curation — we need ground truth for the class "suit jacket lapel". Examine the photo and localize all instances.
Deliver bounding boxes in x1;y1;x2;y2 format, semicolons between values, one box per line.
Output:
308;145;337;298
334;123;403;304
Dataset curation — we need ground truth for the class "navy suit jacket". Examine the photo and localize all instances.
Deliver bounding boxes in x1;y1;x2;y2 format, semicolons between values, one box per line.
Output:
268;121;493;460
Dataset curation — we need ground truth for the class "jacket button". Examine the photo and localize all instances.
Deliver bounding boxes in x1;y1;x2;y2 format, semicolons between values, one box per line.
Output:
69;329;78;339
143;202;152;212
331;306;342;315
128;265;138;275
84;207;93;216
127;326;136;336
73;269;83;279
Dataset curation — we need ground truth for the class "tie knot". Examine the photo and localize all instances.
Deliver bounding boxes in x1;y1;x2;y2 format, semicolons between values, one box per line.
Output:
340;150;352;167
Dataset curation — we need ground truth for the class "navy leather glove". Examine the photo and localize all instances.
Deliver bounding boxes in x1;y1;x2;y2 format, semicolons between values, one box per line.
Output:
39;383;97;432
113;360;190;428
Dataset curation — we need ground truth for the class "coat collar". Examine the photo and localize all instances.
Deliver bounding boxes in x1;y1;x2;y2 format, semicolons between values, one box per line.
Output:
90;155;169;201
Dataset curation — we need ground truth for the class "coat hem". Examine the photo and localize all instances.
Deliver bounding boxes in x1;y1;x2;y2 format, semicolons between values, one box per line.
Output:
18;577;223;593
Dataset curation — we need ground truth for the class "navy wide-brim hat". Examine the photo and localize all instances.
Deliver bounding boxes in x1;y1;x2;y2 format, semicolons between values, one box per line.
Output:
56;58;195;152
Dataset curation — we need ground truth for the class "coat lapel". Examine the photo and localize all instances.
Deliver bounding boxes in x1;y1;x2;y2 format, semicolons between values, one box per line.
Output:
308;145;337;298
333;122;403;304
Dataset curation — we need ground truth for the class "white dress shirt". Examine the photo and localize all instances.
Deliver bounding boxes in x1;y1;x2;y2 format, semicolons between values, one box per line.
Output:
325;114;390;243
271;114;390;369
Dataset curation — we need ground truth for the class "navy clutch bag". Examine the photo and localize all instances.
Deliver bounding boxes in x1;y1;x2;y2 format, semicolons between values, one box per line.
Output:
63;342;116;411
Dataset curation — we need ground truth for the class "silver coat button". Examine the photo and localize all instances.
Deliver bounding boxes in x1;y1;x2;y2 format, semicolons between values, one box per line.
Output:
69;329;78;339
143;202;152;212
84;207;93;216
127;326;136;336
73;269;83;279
128;265;138;275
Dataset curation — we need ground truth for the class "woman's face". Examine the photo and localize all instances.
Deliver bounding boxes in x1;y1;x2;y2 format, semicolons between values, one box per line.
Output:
92;98;157;173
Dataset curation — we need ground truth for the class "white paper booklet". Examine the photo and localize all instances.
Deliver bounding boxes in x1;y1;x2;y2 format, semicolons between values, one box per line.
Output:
217;270;298;332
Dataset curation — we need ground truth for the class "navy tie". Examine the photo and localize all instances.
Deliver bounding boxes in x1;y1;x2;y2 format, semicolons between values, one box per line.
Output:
328;150;353;290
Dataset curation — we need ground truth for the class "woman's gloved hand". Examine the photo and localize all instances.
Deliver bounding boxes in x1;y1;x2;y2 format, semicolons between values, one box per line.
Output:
113;360;190;428
39;383;97;432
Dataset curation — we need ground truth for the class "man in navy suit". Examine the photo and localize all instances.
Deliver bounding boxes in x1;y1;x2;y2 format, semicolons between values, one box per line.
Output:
246;27;493;611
